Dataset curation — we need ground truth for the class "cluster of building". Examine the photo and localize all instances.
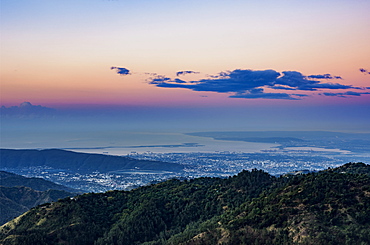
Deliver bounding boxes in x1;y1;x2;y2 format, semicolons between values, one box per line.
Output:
5;149;362;193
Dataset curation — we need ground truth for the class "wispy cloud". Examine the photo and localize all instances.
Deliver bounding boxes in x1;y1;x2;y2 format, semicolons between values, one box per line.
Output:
360;68;370;75
307;74;342;79
176;70;199;76
230;88;306;100
321;91;370;97
111;67;131;75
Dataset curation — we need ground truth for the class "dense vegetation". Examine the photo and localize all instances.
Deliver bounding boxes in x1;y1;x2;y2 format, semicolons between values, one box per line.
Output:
1;162;369;244
0;186;74;225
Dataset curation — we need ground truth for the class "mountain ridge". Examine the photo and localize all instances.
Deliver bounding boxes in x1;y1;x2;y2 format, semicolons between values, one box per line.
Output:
0;171;80;193
0;149;184;173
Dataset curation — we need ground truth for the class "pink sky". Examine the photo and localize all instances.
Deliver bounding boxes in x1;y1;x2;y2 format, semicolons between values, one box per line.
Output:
1;0;369;109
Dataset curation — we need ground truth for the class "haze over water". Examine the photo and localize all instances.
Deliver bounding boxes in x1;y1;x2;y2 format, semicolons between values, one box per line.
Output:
1;125;278;155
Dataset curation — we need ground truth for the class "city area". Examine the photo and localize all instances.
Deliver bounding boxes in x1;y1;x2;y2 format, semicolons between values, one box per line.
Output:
4;147;369;193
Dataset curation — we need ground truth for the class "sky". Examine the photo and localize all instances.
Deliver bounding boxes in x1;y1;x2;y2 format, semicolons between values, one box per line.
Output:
1;0;370;137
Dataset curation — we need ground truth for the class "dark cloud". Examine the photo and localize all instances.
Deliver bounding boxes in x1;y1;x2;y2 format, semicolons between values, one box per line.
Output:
230;88;303;100
299;82;354;90
269;85;297;91
113;66;368;100
147;68;364;99
0;102;56;118
275;71;313;89
321;91;370;97
111;66;130;75
293;94;309;97
151;69;280;93
359;68;370;75
274;71;350;91
176;71;199;76
230;93;298;100
307;74;342;79
149;75;172;83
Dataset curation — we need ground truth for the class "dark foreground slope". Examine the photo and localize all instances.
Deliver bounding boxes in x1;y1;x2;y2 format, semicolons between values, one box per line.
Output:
0;149;184;173
0;186;73;225
0;171;79;225
1;163;369;245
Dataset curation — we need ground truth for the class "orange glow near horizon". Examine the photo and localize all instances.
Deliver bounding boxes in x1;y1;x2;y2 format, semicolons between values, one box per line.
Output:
1;0;370;108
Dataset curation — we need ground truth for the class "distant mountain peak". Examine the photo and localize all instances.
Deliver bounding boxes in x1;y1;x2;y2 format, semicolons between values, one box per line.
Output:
20;101;33;107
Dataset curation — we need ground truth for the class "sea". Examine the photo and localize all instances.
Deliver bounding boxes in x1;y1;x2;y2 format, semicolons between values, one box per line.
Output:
1;130;279;155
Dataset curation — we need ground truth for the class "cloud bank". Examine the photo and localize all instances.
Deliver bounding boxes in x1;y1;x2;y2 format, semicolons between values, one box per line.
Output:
112;67;369;100
0;102;56;118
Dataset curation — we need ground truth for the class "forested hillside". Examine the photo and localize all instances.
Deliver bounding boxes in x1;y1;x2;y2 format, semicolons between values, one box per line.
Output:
0;171;78;225
1;163;369;245
0;187;73;225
